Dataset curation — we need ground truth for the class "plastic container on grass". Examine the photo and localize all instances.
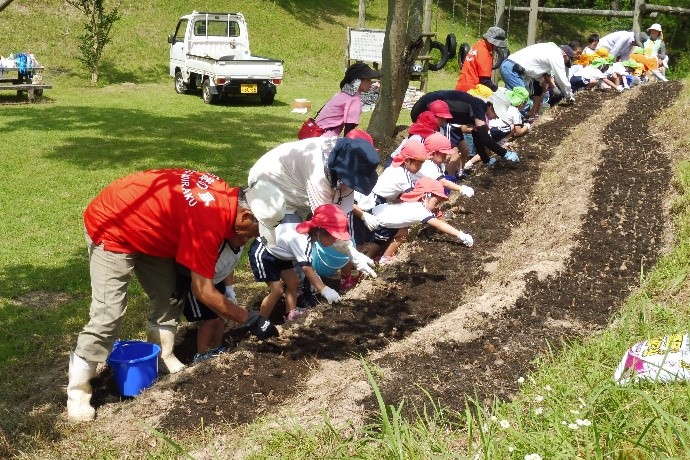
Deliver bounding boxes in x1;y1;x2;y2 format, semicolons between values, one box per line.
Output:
107;340;161;397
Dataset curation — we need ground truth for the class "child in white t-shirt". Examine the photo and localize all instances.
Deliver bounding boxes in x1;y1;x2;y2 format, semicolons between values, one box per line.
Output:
249;205;350;322
365;177;474;264
487;87;531;146
414;133;475;200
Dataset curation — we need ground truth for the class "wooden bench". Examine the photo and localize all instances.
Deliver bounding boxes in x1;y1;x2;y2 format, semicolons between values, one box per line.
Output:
0;83;52;102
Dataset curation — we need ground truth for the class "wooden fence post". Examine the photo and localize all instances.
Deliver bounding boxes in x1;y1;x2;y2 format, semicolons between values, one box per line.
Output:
633;0;644;33
495;0;506;29
527;0;539;45
358;0;366;28
420;0;433;92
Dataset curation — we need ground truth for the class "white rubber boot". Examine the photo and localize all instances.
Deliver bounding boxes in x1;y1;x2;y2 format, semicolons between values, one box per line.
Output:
67;352;97;421
147;325;185;374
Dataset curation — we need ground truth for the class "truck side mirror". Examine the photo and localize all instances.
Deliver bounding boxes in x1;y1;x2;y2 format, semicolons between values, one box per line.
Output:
167;35;175;44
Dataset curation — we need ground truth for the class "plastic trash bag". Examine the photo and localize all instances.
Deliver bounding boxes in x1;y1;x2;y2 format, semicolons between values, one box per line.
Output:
614;333;690;385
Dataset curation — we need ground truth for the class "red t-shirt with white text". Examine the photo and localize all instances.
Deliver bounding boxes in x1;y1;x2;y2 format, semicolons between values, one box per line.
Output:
84;169;239;279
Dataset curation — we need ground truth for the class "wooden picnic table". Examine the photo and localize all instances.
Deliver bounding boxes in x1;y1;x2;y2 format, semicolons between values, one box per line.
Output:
0;65;52;102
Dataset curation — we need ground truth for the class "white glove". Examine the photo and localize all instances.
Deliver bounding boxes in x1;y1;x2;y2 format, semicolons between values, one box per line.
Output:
360;212;380;231
616;85;624;93
459;185;474;198
320;286;341;304
224;285;237;304
457;231;474;247
523;122;531;131
348;245;378;278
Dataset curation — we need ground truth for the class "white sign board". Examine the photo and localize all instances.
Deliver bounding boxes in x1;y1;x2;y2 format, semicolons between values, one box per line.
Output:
347;28;386;63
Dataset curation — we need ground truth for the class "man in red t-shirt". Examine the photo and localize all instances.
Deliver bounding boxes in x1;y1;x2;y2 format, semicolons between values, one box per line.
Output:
455;27;507;92
67;169;285;421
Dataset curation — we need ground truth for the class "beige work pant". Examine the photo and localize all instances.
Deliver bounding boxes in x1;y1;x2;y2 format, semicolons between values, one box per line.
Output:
75;230;179;362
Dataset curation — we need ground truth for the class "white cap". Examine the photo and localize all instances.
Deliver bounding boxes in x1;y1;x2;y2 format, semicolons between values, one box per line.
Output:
245;180;285;246
648;23;662;32
488;90;512;122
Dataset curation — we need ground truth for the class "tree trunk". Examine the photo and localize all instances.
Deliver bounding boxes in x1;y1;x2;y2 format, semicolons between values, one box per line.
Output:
368;0;424;148
0;0;15;13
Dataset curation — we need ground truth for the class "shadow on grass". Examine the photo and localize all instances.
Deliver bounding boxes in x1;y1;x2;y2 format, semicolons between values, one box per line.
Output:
271;0;360;27
0;103;300;183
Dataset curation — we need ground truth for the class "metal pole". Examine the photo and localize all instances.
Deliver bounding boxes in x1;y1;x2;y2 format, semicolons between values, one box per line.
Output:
526;0;539;45
421;0;433;93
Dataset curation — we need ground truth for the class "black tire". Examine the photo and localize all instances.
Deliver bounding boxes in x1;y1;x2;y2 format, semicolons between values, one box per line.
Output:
174;71;188;94
492;47;510;70
201;78;217;104
35;89;43;96
445;33;457;60
428;40;450;71
260;93;275;105
458;42;471;66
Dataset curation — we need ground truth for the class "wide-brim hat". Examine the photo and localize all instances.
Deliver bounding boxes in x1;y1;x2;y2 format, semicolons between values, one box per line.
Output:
295;204;351;240
245;180;286;246
647;23;662;32
483;26;507;48
340;62;382;88
488;90;512;122
634;31;649;47
327;138;380;195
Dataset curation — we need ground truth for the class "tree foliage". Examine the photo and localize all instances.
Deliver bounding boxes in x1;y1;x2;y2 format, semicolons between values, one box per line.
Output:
67;0;121;84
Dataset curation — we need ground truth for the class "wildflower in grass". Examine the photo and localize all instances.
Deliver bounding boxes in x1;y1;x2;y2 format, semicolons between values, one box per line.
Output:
534;407;543;415
518;377;525;384
576;419;592;426
561;420;567;425
568;422;579;430
544;385;552;392
482;424;489;433
534;395;544;402
490;415;498;422
500;419;511;429
570;409;580;415
509;446;515;453
525;454;542;460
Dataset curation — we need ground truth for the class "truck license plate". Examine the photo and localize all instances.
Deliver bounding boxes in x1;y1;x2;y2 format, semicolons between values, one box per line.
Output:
241;84;257;94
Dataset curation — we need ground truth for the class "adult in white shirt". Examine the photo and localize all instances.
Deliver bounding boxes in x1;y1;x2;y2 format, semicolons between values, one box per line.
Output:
499;42;575;122
598;30;648;61
248;136;380;277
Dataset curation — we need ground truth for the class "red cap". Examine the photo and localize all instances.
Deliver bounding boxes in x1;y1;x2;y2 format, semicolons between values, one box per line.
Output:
295;204;351;240
391;139;429;167
400;177;448;202
408;111;439;137
424;133;454;155
428;100;453;119
345;128;374;146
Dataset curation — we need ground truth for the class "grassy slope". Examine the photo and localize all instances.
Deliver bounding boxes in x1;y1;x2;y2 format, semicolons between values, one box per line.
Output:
1;0;690;458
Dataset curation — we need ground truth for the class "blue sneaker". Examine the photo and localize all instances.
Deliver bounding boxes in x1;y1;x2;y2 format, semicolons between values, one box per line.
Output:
193;345;227;364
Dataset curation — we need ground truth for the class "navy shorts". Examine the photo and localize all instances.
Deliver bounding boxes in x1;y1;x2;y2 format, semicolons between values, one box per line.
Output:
372;226;400;246
249;238;294;282
349;211;373;246
183;282;224;322
570;76;592;92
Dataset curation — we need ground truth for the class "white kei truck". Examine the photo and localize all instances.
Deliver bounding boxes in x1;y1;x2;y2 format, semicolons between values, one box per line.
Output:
168;11;284;104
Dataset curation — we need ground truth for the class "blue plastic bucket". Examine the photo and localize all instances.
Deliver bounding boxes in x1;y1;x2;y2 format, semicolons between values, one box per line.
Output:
107;340;161;397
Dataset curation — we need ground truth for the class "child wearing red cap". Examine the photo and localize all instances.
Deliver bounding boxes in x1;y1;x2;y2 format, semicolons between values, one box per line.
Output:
417;133;475;199
365;177;474;264
249;204;352;322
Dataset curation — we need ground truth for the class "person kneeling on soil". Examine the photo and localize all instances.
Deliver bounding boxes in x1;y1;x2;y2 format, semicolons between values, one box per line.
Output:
171;241;244;364
415;133;475;198
68;173;284;422
249;204;351;322
365;177;474;265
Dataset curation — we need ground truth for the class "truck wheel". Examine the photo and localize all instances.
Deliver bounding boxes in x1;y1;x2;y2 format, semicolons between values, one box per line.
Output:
202;79;217;104
175;71;188;94
260;93;275;105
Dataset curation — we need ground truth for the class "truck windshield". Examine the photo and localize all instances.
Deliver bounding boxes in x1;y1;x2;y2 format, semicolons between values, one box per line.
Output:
193;19;241;38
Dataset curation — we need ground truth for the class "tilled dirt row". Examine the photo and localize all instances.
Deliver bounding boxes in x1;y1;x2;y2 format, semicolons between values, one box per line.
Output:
87;83;680;441
374;81;682;413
